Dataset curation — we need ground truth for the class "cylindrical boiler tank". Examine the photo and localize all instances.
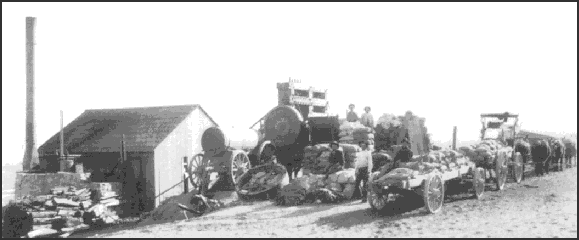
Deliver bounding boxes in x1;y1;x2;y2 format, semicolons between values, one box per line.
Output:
201;127;260;154
263;105;304;147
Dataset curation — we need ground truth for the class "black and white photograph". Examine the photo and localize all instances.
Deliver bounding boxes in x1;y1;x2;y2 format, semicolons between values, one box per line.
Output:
2;2;577;238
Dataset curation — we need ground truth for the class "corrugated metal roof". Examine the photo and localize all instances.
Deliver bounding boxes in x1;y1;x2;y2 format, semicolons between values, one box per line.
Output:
39;104;217;154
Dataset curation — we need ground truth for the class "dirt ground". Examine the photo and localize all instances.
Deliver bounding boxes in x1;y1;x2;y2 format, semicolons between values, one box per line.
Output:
83;167;577;238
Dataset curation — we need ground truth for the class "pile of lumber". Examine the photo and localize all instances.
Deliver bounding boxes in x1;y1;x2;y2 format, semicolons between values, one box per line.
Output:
302;143;363;174
13;184;125;238
14;186;92;238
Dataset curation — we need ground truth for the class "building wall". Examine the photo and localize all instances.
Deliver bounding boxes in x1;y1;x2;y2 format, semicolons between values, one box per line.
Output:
153;109;217;207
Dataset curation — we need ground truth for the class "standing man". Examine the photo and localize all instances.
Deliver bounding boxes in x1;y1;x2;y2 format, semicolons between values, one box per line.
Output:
324;141;345;177
354;140;373;203
360;106;375;128
346;104;359;122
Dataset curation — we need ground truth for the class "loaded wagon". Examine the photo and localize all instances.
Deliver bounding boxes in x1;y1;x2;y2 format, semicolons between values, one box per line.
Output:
367;160;485;214
476;112;525;190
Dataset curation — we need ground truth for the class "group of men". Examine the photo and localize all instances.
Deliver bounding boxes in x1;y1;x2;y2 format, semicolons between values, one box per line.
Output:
258;103;413;203
322;138;414;203
346;104;374;128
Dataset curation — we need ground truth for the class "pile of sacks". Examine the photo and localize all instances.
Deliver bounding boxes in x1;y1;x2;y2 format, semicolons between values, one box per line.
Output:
276;169;358;206
237;163;288;196
239;171;284;194
302;143;363;173
458;140;512;168
377;113;402;129
338;121;375;150
373;150;472;181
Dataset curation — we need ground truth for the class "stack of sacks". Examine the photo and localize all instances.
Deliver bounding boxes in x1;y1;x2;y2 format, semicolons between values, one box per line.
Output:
377;113;402;129
338;121;373;145
458;140;511;167
373;151;472;181
285;169;357;205
371;151;394;172
353;128;375;151
302;144;362;174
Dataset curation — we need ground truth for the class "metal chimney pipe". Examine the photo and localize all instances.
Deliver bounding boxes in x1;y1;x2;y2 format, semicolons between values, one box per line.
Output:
60;110;64;157
23;17;39;172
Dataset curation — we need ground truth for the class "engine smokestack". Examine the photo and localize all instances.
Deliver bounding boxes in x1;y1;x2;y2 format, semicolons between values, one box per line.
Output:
23;17;39;172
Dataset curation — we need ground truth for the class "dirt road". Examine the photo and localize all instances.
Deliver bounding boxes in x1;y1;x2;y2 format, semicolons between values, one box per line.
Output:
88;168;577;238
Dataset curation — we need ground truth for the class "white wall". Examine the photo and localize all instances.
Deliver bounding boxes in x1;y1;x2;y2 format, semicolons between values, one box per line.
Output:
153;108;217;207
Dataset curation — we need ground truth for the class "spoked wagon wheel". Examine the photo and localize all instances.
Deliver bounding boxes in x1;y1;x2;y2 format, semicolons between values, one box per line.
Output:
512;152;524;184
188;154;205;192
495;153;508;191
423;172;445;214
473;167;486;199
367;173;388;212
230;150;251;186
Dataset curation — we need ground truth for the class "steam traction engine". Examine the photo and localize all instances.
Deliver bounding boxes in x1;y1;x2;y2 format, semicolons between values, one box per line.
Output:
249;79;340;180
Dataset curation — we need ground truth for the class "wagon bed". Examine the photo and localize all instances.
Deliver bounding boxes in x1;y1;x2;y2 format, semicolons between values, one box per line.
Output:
368;164;487;214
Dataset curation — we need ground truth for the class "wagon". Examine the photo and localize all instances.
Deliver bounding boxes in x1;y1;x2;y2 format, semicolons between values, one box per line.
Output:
477;112;525;190
367;163;486;214
187;127;258;194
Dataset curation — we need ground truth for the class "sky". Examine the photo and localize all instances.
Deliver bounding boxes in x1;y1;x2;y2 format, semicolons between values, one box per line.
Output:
2;2;577;166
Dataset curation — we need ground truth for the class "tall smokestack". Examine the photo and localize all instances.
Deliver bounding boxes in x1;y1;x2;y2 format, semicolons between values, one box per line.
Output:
23;17;39;172
452;126;457;151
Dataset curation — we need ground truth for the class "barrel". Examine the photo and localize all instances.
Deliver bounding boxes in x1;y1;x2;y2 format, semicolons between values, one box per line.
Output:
201;127;259;153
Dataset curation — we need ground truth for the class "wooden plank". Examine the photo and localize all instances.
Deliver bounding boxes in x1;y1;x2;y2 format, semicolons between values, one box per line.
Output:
27;229;59;238
31;211;58;218
53;198;80;208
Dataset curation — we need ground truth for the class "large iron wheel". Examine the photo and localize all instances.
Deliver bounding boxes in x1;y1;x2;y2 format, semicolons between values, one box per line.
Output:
423;172;444;214
188;154;205;191
512;152;523;184
230;151;251;186
473;167;485;199
367;172;388;212
495;153;508;191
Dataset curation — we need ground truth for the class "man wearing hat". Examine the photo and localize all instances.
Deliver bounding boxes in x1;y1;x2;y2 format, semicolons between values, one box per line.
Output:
393;138;414;169
324;141;345;176
346;104;359;122
354;140;373;203
360;106;374;128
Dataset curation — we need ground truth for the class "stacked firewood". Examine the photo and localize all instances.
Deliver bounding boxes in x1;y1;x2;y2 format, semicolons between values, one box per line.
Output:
14;186;92;238
13;184;124;238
